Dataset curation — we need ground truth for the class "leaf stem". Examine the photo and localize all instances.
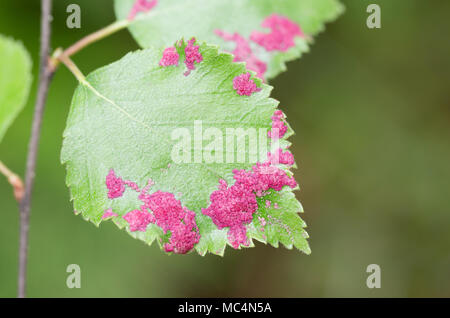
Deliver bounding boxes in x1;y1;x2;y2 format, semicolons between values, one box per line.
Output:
18;0;54;298
66;20;130;57
0;160;24;202
49;19;130;71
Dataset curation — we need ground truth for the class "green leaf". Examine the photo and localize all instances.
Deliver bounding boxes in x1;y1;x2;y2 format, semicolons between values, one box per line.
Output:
115;0;343;81
0;35;32;144
61;40;309;255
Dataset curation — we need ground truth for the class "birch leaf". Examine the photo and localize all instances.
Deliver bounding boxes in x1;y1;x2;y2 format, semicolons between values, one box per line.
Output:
115;0;343;81
61;40;308;255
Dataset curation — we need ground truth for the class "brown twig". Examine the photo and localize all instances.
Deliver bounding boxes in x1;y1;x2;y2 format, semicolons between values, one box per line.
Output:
16;0;135;298
18;0;54;298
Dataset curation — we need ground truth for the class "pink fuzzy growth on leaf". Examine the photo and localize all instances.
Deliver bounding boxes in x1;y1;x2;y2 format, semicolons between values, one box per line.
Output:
233;162;297;194
141;178;154;194
202;180;257;248
128;0;158;20
215;30;251;60
123;209;154;232
233;72;261;96
227;225;250;249
246;56;268;81
258;216;267;227
268;110;288;139
102;209;118;219
159;47;180;67
267;148;294;165
125;180;140;192
184;38;203;76
215;30;268;80
105;172;199;253
140;191;200;254
202;162;296;249
250;14;304;52
106;169;125;199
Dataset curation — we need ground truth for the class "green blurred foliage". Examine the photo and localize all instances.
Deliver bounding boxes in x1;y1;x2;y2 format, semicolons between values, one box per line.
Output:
0;0;449;297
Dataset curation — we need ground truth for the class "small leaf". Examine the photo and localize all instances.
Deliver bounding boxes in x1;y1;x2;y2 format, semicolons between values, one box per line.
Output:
0;34;32;144
61;40;309;255
115;0;344;81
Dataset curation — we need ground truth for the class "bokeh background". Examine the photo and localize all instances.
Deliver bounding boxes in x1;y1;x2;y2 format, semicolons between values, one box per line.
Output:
1;0;449;297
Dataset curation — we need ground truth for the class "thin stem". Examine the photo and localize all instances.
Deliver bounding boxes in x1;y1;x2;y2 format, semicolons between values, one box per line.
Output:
0;160;24;202
49;19;130;70
65;20;130;57
18;0;54;298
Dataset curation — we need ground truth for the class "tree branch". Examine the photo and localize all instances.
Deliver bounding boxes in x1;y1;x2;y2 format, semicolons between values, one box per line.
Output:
17;0;54;298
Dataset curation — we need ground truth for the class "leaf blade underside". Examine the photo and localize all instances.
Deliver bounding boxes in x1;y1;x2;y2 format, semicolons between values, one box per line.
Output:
61;41;309;255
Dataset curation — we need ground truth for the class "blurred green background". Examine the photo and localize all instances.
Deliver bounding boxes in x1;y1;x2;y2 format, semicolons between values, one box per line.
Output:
1;0;449;297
